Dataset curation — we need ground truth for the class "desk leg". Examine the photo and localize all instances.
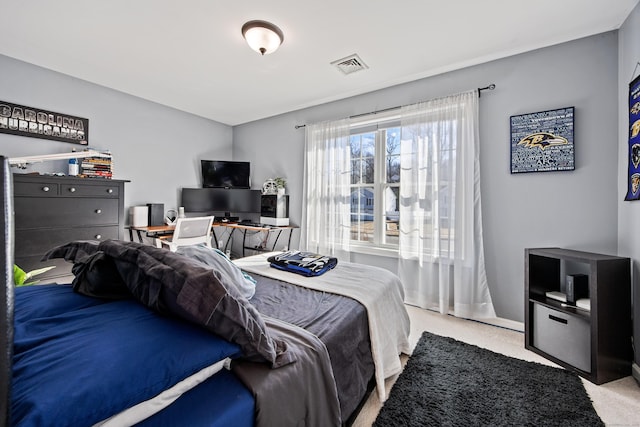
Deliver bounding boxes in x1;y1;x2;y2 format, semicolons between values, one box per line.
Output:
286;228;294;251
212;229;219;249
271;229;284;251
242;228;248;258
225;229;235;257
129;229;144;243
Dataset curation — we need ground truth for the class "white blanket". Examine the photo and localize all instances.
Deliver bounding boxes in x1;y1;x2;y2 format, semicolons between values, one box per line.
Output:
234;252;411;401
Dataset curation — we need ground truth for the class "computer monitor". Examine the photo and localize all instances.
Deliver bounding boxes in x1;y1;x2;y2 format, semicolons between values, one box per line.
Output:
181;188;260;215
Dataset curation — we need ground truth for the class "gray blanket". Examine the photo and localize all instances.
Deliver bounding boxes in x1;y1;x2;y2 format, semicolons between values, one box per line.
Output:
233;317;341;427
236;252;412;401
249;273;374;421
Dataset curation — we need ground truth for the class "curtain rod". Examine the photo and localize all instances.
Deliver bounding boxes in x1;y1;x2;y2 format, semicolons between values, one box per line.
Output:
294;84;495;129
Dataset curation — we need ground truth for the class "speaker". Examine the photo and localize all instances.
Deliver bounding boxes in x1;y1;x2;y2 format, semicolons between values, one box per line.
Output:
260;195;289;226
147;203;165;226
129;206;148;227
566;274;588;304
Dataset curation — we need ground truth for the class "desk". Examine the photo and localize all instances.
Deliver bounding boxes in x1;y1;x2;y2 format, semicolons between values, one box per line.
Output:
217;223;298;257
127;223;298;257
127;224;176;243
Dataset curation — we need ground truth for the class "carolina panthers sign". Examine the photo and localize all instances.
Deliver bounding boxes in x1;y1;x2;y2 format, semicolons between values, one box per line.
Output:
510;107;575;173
624;74;640;201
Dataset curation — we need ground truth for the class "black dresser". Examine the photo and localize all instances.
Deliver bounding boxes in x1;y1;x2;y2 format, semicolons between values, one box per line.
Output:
13;174;127;283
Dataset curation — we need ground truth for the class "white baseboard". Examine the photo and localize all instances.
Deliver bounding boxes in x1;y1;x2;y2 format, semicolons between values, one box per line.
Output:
406;304;526;332
477;317;525;332
633;363;640;385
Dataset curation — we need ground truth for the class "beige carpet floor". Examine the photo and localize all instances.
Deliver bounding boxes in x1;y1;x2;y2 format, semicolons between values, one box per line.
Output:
353;305;640;426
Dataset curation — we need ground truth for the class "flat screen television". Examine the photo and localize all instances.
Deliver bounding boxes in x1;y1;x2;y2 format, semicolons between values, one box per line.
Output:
201;160;250;189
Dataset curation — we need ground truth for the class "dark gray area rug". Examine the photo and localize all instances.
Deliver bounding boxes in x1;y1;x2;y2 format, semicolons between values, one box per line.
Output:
374;331;604;427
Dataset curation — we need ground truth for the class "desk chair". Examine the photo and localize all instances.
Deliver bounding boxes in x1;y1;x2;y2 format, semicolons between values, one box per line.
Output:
157;216;214;251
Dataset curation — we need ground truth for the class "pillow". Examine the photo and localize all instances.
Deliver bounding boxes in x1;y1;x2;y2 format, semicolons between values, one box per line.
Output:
96;240;293;367
43;240;130;300
176;246;256;300
42;240;100;263
43;239;293;367
70;252;131;300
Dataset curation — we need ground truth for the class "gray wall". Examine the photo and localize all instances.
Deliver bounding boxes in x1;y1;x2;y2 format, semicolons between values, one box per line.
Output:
0;54;233;216
0;26;627;324
617;2;640;374
234;32;620;322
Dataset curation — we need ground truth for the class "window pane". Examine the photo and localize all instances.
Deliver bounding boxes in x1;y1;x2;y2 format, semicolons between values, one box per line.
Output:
362;134;375;156
363;157;374;184
386;128;401;155
351;159;361;184
383;186;399;245
350;135;361;156
385;127;401;184
350;133;375;185
386;155;400;183
350;186;374;243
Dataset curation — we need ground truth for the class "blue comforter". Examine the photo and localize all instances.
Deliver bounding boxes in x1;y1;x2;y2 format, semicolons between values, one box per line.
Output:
11;284;241;427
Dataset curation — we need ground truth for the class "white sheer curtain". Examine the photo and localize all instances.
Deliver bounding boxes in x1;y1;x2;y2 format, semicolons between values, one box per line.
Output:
398;91;495;319
301;119;352;261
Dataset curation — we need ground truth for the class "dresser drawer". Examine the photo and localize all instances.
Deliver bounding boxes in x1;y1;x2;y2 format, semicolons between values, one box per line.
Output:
15;197;119;229
15;226;119;257
14;178;120;198
533;303;591;372
14;180;60;197
59;183;120;198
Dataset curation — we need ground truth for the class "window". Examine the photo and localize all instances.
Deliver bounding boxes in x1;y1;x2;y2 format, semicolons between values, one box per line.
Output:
349;124;401;248
305;91;493;318
348;112;458;254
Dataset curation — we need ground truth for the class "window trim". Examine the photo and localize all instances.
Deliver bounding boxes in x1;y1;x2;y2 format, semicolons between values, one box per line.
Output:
349;240;399;258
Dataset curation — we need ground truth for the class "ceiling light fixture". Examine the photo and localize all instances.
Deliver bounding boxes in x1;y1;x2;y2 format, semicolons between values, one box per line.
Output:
241;20;284;56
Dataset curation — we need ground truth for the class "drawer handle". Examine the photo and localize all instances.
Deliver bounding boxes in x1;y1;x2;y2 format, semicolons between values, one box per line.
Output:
42;186;50;192
106;188;114;194
95;209;102;214
69;187;76;193
95;234;102;240
548;314;568;325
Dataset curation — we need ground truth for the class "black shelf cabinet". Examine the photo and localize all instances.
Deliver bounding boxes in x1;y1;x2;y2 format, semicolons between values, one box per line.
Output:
525;247;632;384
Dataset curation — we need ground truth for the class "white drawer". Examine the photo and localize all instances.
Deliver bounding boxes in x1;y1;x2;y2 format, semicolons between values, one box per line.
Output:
533;303;591;372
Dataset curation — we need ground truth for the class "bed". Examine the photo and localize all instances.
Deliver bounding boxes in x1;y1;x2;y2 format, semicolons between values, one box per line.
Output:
0;156;411;427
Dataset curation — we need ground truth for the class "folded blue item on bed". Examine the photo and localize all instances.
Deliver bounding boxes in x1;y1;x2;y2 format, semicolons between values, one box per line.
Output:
12;284;242;427
268;251;338;277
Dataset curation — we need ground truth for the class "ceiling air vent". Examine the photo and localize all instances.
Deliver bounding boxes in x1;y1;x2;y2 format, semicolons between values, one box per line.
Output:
331;54;369;75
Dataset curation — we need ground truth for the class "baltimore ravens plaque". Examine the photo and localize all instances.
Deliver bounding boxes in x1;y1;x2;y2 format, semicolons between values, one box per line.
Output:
510;106;575;173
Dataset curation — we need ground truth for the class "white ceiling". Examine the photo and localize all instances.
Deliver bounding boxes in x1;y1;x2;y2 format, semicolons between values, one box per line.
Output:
1;0;638;126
